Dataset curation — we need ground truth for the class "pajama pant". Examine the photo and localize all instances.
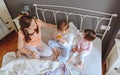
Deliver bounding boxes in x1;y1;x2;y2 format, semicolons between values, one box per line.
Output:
48;40;71;62
71;51;90;63
25;41;53;57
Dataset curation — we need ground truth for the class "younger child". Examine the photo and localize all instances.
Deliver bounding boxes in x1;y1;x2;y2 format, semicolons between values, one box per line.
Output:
48;20;74;62
68;29;96;68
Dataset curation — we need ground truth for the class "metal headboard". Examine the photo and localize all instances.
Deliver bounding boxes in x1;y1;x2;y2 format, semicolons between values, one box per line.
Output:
33;4;117;40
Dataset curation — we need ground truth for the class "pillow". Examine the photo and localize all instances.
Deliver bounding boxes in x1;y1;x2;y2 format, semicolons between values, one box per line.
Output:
41;27;57;43
69;22;79;37
69;22;82;46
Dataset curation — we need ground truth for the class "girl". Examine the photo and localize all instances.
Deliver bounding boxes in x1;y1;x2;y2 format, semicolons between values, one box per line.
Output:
68;29;96;68
48;20;74;62
16;14;56;59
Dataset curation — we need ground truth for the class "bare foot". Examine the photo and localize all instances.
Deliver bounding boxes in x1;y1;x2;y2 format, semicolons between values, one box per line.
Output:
67;59;71;62
52;55;57;61
74;64;83;69
32;52;40;59
53;50;60;61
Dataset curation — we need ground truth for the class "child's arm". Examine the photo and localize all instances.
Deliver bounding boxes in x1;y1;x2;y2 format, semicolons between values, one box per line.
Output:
77;39;82;50
18;35;39;58
80;42;93;53
18;36;34;56
58;38;66;44
85;42;93;52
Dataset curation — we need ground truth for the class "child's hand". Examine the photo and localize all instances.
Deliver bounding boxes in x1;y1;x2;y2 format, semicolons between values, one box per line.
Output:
32;52;40;59
72;47;77;52
58;38;65;44
77;49;82;53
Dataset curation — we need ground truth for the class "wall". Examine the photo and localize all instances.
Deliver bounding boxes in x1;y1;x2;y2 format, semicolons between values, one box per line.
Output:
4;0;115;18
4;0;120;61
102;0;120;61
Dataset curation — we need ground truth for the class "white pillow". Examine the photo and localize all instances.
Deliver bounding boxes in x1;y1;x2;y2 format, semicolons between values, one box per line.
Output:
69;22;79;36
69;22;82;46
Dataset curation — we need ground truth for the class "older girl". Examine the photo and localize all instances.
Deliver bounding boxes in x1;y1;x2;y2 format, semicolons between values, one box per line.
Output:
16;14;56;59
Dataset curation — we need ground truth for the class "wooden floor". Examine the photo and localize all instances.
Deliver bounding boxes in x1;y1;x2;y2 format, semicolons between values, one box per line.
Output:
102;62;106;75
0;31;106;75
0;31;18;67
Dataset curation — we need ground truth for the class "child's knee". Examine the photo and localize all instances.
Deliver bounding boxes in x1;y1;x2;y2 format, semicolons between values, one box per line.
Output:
16;51;21;58
48;49;53;56
48;40;52;45
58;55;69;62
48;40;55;48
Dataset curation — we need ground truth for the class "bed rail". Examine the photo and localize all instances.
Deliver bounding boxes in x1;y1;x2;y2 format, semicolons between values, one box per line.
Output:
33;4;117;40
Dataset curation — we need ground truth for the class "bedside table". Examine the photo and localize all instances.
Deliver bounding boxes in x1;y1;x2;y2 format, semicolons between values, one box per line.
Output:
106;39;120;75
12;16;21;31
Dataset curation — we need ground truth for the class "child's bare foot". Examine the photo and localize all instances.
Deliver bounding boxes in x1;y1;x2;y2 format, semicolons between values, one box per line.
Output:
67;60;69;62
74;64;83;69
32;52;40;59
52;55;57;61
16;51;21;58
53;50;60;61
67;59;71;62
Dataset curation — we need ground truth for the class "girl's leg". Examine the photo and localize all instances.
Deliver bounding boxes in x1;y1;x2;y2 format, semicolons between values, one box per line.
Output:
68;52;79;62
52;48;60;61
24;46;40;59
48;40;62;60
76;51;90;68
57;48;69;62
74;54;84;68
78;54;85;67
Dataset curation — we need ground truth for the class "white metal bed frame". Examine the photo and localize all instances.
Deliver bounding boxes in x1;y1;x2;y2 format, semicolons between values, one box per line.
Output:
33;4;117;40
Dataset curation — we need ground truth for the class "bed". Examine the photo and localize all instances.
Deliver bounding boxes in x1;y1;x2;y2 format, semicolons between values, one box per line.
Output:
0;4;117;75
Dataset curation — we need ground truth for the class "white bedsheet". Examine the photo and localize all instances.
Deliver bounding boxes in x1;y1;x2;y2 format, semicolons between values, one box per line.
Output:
82;37;102;75
0;52;82;75
0;38;101;75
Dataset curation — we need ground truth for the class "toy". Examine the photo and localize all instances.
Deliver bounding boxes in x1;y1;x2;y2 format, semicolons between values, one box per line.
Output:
56;35;62;39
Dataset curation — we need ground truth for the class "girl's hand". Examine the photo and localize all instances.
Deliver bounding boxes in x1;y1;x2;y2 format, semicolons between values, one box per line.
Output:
58;38;65;44
56;37;60;41
32;52;40;59
72;47;77;52
77;49;82;53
